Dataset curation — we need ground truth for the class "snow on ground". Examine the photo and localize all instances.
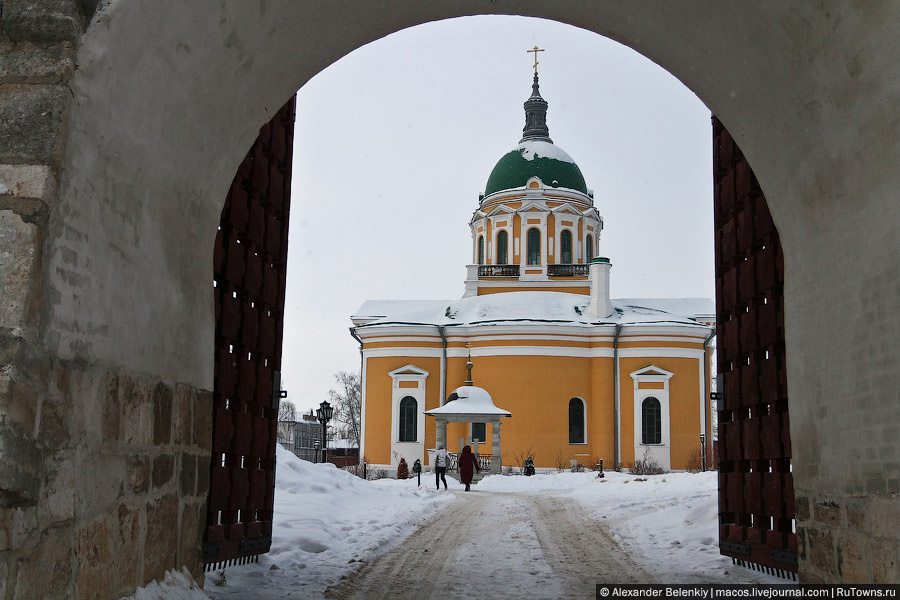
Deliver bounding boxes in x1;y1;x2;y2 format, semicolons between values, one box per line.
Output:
201;446;458;598
123;453;784;599
478;469;784;584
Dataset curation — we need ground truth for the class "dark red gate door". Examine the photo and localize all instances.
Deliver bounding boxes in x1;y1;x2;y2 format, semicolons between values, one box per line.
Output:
714;117;797;578
204;97;296;569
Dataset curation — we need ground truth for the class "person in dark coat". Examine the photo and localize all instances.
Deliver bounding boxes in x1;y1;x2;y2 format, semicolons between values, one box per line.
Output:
458;444;480;491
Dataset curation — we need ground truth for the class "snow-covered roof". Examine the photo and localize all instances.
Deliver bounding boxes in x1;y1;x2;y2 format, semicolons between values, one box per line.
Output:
515;140;576;163
423;385;511;417
352;292;713;329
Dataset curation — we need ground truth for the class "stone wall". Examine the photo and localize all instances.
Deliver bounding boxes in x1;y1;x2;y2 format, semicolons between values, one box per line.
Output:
1;2;210;597
0;358;211;598
0;1;898;595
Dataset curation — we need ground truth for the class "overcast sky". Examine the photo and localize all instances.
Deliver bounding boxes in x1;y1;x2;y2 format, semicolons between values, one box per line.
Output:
281;15;714;416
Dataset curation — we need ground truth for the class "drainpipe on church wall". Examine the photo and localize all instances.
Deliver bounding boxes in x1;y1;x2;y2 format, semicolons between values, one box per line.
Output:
349;327;364;464
613;324;623;469
701;328;716;471
437;326;447;407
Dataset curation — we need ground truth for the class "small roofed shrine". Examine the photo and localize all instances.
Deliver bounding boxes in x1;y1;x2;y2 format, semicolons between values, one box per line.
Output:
424;358;511;474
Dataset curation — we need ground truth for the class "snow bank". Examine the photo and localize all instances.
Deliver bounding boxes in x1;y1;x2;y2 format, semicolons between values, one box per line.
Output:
119;568;208;600
204;446;456;598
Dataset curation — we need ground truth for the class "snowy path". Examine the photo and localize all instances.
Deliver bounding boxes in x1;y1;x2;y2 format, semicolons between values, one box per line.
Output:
325;491;651;600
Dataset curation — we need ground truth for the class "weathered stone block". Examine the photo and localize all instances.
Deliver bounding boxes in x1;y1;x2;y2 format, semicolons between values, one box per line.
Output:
871;536;900;584
196;454;210;498
173;383;194;445
0;84;69;163
75;518;114;598
837;532;870;582
0;210;39;335
127;454;150;494
43;451;75;521
844;499;867;532
867;498;900;537
0;420;41;504
13;521;74;599
153;382;173;445
144;494;178;583
10;505;37;548
102;374;120;443
0;163;56;199
806;527;836;576
0;0;85;43
0;42;76;83
180;453;196;497
38;398;68;449
120;376;152;446
114;502;140;590
193;390;212;449
178;502;202;579
152;453;174;489
0;370;36;432
794;495;810;522
814;500;841;527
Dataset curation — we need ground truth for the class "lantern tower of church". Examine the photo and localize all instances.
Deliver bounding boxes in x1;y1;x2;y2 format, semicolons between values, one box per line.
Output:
464;70;603;297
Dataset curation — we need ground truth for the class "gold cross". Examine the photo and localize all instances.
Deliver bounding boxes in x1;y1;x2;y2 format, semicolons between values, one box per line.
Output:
527;45;545;75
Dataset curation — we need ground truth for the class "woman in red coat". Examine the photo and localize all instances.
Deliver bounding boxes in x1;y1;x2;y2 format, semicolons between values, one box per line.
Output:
458;444;480;491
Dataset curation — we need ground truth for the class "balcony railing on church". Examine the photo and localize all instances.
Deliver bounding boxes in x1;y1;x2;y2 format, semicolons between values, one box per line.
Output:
478;265;520;277
548;264;589;277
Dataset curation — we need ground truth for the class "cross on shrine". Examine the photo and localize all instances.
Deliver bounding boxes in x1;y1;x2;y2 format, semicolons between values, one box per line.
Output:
527;45;545;75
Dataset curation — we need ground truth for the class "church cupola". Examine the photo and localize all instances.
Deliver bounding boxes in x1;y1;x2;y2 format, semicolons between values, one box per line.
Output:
464;51;604;298
520;73;552;144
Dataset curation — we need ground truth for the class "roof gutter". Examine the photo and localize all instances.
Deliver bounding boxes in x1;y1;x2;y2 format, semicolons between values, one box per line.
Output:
613;323;623;468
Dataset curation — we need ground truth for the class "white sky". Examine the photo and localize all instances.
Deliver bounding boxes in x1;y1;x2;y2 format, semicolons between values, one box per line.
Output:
281;15;714;416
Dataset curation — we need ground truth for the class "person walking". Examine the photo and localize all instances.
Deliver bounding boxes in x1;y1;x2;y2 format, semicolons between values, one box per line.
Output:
458;444;480;492
434;445;449;490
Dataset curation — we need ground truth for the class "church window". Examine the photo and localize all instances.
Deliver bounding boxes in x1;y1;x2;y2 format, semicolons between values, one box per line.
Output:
527;228;541;265
586;234;594;262
472;422;486;442
568;398;585;444
497;230;508;264
478;236;484;265
641;397;662;444
399;396;417;442
560;230;573;264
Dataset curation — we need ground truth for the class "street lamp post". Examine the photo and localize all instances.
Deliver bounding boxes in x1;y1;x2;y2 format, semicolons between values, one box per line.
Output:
700;433;707;472
316;400;333;465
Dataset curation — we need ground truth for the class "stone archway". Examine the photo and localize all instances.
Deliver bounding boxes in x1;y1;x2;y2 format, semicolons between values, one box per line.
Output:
2;3;898;596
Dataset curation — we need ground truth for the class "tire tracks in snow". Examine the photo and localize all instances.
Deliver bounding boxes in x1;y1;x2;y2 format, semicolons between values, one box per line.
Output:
325;491;652;599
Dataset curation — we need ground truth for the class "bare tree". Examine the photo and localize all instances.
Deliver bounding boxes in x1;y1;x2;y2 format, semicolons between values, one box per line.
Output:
277;399;297;445
278;399;296;422
327;371;361;449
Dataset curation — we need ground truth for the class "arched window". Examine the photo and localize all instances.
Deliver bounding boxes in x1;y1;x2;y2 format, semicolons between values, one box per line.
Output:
399;396;417;442
527;228;541;265
568;398;585;444
477;236;484;265
641;397;662;445
585;234;594;262
560;230;573;264
496;230;508;264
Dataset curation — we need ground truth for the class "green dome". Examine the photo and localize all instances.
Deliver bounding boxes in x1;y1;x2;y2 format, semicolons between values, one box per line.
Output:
484;140;588;196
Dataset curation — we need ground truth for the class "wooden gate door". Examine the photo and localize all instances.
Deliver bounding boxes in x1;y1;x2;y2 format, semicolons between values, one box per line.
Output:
713;117;797;578
203;97;295;569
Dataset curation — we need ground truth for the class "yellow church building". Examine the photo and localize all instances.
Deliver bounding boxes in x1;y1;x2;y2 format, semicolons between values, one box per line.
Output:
350;72;715;473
